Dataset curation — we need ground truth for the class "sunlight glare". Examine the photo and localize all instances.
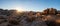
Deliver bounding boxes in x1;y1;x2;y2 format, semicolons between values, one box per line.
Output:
15;7;24;12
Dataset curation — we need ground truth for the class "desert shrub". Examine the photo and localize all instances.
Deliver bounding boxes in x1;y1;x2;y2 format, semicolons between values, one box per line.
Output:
4;19;7;22
0;16;5;19
7;24;13;26
45;20;56;26
9;20;19;25
0;19;7;24
26;17;35;22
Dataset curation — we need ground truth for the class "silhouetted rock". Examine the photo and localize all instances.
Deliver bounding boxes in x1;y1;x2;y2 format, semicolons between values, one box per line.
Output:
49;8;57;15
43;9;49;15
43;8;57;15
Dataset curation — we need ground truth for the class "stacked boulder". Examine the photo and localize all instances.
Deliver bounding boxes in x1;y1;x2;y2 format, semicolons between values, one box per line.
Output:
43;8;57;15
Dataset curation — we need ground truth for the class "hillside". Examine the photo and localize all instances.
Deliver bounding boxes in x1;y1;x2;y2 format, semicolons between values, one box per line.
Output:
0;8;60;26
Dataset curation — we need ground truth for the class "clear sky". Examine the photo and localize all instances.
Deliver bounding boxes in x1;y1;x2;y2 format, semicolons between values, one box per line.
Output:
0;0;60;12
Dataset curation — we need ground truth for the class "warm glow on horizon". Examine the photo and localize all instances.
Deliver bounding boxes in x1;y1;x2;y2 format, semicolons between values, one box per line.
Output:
15;7;24;12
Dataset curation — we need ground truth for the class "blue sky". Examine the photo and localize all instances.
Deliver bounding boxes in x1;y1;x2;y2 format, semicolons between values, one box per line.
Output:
0;0;60;11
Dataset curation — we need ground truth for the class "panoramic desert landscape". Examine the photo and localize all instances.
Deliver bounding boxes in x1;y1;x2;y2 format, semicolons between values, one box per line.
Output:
0;0;60;26
0;8;60;26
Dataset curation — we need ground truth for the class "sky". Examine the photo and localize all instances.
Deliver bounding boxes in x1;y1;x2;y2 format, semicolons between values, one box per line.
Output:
0;0;60;12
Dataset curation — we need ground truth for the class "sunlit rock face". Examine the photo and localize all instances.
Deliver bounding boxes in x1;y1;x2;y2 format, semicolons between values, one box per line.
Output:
55;19;60;26
35;12;42;17
55;19;60;23
42;15;56;21
56;14;60;17
41;15;58;26
43;15;60;26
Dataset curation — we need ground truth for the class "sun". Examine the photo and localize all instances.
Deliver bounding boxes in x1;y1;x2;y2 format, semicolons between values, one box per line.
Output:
15;7;24;12
17;8;22;12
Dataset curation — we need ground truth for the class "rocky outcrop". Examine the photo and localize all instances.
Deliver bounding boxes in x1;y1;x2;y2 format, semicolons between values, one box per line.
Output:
0;8;59;26
43;8;57;15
